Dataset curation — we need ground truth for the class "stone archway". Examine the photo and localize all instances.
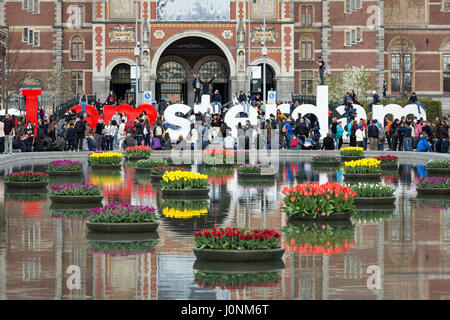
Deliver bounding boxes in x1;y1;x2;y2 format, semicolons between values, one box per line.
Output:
150;31;237;105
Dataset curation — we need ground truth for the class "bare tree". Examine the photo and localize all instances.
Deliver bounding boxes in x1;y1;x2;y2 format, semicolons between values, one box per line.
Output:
390;35;413;106
44;66;75;106
2;29;33;112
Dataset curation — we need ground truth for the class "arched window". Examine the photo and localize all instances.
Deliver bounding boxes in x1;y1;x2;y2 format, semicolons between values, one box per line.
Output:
441;37;450;93
198;61;229;83
70;35;84;61
300;34;314;61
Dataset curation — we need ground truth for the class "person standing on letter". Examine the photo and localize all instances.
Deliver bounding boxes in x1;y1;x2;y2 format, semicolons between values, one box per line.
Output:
316;56;325;85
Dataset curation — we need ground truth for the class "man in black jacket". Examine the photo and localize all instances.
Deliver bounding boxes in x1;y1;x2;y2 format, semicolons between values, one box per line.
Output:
368;120;379;150
95;119;105;151
200;73;217;100
322;133;335;150
74;117;86;151
192;73;202;104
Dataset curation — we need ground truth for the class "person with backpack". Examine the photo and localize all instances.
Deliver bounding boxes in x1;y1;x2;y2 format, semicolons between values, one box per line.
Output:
74;116;86;151
336;121;344;149
36;119;48;140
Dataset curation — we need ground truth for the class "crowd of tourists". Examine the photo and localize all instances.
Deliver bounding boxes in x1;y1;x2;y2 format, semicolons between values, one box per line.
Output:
0;87;449;154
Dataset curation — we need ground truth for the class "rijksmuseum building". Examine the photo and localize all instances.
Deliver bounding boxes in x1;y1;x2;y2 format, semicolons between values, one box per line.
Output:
1;0;450;107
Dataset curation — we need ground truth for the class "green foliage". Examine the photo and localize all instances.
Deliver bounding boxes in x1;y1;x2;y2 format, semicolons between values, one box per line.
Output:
88;240;159;256
328;66;372;105
349;183;395;197
380;97;442;120
137;158;168;168
282;223;355;246
351;210;395;223
194;271;280;289
426;160;450;169
194;228;282;250
88;204;159;223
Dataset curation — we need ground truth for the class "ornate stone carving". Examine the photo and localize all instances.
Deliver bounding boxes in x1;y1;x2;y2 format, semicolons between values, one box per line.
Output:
110;0;135;19
153;30;165;39
251;27;277;44
109;25;135;43
251;0;277;20
222;30;233;39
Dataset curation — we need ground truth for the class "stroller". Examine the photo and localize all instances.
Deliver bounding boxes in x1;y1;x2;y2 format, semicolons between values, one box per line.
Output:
302;138;320;150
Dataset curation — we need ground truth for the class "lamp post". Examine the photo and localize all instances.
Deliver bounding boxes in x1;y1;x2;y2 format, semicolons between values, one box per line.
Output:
262;0;267;112
135;0;140;106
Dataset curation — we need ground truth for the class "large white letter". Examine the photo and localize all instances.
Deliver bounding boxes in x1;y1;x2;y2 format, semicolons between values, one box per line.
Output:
224;104;258;138
373;104;427;124
194;95;212;114
163;104;192;141
291;85;329;138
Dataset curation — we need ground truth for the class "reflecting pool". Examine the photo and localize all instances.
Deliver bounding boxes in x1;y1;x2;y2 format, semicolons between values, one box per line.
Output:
0;159;449;300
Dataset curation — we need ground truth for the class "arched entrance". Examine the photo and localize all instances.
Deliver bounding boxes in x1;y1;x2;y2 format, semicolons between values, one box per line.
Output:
110;63;132;104
152;33;235;105
251;64;276;97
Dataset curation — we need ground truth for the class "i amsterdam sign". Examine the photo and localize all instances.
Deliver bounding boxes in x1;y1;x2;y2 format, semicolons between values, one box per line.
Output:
22;88;426;140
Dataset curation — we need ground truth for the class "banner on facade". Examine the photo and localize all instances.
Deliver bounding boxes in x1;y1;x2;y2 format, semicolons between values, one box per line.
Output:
156;0;230;21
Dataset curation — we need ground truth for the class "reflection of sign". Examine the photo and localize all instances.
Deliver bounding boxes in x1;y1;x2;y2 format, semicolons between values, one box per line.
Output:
252;27;277;44
110;0;134;19
156;0;230;21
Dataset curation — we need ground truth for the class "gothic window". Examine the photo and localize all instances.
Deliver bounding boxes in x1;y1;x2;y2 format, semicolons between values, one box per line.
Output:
300;34;314;61
70;35;84;61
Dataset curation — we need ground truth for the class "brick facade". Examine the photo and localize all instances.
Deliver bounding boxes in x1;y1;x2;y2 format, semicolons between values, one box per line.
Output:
1;0;449;108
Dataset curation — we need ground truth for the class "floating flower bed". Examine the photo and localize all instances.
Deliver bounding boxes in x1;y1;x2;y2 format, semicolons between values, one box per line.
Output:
204;167;234;185
426;160;450;175
4;171;48;189
89;152;122;168
238;179;276;188
343;158;381;180
375;155;399;168
194;271;280;290
416;177;450;195
86;203;159;233
163;156;192;167
161;170;210;197
161;200;208;219
281;182;356;220
203;148;235;166
49;183;103;204
351;210;395;223
311;155;341;165
349;183;395;205
237;164;276;179
150;166;187;181
47;160;83;176
339;147;364;161
123;145;153;160
283;222;356;256
88;239;158;257
135;158;169;171
193;227;284;262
